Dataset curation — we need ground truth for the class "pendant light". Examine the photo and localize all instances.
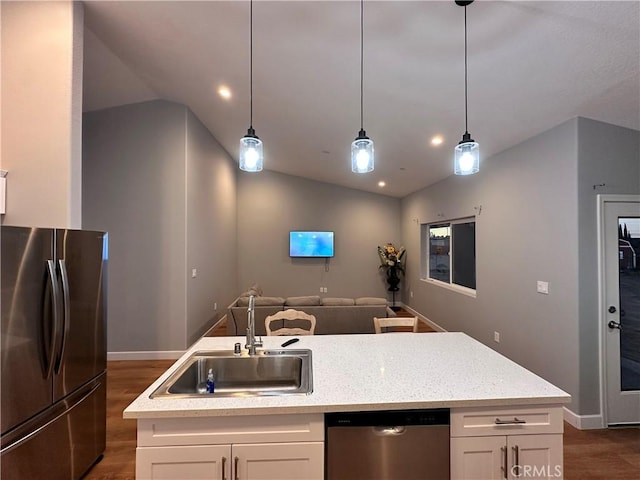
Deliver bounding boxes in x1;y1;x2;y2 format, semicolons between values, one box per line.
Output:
454;0;479;175
351;0;374;173
239;0;263;172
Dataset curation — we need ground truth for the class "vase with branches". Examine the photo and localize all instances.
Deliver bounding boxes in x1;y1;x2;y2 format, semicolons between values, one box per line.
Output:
377;243;406;307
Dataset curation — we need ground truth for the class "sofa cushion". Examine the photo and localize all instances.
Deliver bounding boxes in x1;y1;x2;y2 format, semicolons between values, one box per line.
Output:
355;297;387;305
322;297;355;306
285;295;321;306
237;296;284;307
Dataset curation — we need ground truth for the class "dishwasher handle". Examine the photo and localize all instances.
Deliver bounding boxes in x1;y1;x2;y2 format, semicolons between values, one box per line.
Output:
373;426;407;436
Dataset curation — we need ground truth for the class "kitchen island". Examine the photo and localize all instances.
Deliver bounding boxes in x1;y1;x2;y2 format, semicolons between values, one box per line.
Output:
125;333;570;479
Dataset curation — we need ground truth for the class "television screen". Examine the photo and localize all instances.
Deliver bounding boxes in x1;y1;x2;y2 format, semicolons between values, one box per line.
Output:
289;231;334;257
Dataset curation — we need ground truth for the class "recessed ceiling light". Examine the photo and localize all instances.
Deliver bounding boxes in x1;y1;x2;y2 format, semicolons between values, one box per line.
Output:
218;86;232;100
431;135;444;146
378;181;386;187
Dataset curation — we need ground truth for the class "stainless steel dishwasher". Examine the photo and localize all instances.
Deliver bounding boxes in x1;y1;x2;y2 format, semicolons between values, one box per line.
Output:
325;409;450;479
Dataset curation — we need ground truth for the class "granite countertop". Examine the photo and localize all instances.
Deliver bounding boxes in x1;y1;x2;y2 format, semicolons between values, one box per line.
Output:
123;332;570;419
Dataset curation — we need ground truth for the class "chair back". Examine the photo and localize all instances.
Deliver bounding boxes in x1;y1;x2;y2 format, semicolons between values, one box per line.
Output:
373;316;419;334
265;309;317;336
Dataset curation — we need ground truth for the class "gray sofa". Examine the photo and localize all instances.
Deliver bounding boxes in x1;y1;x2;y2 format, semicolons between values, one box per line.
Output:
227;295;396;336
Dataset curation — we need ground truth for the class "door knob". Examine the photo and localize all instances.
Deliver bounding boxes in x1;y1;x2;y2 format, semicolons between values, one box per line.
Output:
608;320;622;330
608;306;617;314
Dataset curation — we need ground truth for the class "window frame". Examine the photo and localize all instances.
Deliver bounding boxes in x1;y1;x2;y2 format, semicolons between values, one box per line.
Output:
420;217;477;297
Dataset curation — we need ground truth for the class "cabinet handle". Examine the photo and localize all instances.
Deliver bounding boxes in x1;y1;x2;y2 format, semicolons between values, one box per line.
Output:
222;456;227;480
234;456;239;480
495;417;526;425
501;446;507;479
512;445;521;477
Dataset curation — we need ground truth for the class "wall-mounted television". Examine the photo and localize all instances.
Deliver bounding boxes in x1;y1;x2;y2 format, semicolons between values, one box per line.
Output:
289;231;334;258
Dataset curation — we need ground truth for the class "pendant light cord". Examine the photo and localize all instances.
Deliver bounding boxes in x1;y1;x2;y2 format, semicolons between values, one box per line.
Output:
250;0;254;130
464;4;468;135
360;0;364;131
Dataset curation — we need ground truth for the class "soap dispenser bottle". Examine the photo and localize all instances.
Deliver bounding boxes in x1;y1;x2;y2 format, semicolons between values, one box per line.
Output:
206;368;215;394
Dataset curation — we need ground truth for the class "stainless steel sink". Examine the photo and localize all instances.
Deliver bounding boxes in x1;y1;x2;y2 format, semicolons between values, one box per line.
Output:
150;349;313;398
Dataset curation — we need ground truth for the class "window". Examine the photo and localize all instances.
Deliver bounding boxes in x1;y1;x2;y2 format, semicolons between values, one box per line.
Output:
422;218;476;292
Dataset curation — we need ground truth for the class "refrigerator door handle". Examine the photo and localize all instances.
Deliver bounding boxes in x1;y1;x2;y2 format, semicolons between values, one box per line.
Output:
55;259;71;373
46;260;61;380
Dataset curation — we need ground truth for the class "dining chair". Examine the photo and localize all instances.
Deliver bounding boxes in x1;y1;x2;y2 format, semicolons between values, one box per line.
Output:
373;316;419;334
265;309;317;336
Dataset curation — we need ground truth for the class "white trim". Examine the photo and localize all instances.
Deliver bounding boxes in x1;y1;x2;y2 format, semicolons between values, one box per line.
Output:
597;194;640;427
421;278;477;298
596;194;607;426
107;350;185;361
398;302;447;332
563;407;605;430
203;314;227;337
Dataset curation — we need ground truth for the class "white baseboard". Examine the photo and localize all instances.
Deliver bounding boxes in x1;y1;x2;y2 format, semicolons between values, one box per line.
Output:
107;314;229;361
398;303;447;332
204;314;227;337
563;407;604;430
107;350;185;361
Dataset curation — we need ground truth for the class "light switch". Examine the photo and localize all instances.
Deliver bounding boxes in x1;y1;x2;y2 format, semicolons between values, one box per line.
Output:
537;281;549;294
191;268;197;278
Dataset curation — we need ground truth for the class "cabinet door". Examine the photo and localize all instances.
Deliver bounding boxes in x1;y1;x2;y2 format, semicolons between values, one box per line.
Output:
136;444;231;480
232;442;324;480
451;436;505;480
508;435;563;480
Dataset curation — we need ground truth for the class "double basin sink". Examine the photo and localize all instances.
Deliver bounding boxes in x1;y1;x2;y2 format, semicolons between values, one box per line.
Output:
151;348;313;398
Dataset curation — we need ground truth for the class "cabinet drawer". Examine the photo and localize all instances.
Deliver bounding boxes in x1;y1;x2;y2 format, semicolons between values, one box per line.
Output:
451;405;563;437
138;413;324;446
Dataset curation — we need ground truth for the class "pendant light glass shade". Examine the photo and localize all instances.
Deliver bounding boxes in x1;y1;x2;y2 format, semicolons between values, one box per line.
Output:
454;0;479;176
239;0;263;173
351;0;374;174
351;129;374;173
239;127;263;172
454;133;479;175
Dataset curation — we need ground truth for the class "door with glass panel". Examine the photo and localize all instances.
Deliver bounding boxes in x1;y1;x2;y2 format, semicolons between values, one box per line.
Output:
602;197;640;425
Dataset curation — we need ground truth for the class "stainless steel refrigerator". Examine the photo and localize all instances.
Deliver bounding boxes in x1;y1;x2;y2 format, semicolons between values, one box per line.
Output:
1;227;107;479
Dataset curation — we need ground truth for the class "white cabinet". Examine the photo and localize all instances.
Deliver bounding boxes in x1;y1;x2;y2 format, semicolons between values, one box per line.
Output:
137;444;229;480
450;406;564;480
135;414;324;480
233;442;323;480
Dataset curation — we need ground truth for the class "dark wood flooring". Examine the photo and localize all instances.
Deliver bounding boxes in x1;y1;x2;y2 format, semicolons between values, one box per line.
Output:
84;315;639;479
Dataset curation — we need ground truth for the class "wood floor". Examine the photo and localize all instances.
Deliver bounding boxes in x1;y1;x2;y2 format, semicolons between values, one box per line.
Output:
84;319;639;480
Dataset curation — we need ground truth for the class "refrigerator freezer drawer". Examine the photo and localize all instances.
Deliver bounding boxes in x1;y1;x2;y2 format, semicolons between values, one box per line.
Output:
0;373;106;480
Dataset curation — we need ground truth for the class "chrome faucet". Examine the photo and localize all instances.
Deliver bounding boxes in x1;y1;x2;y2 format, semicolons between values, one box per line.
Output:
245;295;262;355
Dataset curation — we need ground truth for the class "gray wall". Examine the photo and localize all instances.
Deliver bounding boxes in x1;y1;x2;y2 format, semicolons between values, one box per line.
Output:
185;110;238;346
237;170;401;300
83;100;237;352
401;118;581;412
1;1;84;228
576;118;640;414
401;117;640;416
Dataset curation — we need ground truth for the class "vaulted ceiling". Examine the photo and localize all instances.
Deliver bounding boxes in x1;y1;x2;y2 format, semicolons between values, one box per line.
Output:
83;1;640;198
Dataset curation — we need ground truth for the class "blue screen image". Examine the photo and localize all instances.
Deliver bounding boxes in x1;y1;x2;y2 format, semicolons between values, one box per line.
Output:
289;231;334;257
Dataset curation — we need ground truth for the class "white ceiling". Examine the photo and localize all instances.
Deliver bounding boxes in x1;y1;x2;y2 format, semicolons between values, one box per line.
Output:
82;1;640;198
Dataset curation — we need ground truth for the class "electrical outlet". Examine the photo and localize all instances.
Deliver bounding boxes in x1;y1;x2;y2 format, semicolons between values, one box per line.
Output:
410;290;414;298
494;331;500;343
320;287;323;293
324;287;328;293
214;302;217;310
